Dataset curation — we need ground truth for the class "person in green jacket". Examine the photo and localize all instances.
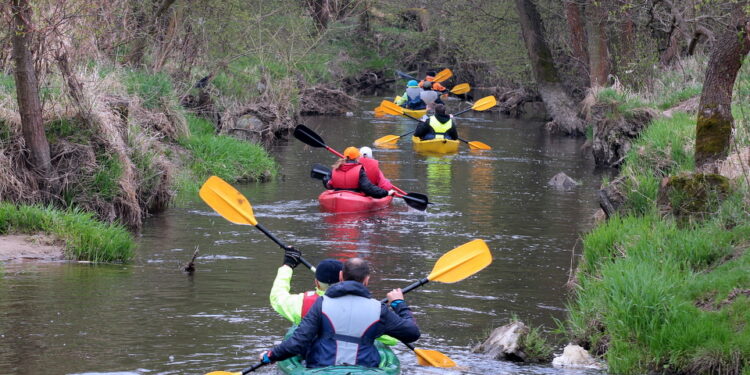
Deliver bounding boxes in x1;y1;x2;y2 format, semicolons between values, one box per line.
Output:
270;246;399;346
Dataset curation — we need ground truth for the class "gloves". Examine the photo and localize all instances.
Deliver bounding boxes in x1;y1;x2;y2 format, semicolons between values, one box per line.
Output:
259;350;273;364
387;189;396;196
283;246;301;269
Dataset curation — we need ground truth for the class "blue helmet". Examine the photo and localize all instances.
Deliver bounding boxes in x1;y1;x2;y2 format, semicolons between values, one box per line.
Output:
407;80;418;87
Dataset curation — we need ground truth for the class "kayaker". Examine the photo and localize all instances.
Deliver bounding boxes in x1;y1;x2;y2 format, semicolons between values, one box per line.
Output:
270;249;343;325
413;103;458;140
418;70;447;93
358;146;393;191
326;147;396;199
419;81;440;110
259;257;420;368
394;80;426;110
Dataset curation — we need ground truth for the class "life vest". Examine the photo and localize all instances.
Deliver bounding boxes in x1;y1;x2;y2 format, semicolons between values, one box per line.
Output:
320;294;381;366
359;158;381;186
301;291;319;317
429;116;453;139
419;78;447;92
328;163;362;190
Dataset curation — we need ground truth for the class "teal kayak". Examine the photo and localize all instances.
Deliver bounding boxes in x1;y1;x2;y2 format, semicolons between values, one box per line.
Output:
276;328;401;375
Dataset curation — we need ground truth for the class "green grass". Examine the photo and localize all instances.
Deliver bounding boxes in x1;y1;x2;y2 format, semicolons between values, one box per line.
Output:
122;70;175;109
571;98;750;373
0;202;135;262
177;115;278;186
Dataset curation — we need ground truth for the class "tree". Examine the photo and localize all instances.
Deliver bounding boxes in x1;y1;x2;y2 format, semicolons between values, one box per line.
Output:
514;0;585;135
564;0;589;83
585;0;611;87
10;0;51;175
127;0;178;67
695;3;750;169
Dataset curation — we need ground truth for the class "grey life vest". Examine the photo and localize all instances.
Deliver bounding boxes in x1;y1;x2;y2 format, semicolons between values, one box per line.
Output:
420;90;439;105
320;294;381;365
405;87;423;100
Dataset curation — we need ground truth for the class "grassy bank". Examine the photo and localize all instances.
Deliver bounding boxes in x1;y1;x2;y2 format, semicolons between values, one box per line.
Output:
0;203;135;262
568;59;750;374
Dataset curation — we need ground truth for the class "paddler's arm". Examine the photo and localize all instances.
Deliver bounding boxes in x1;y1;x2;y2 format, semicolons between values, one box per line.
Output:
381;288;420;343
269;265;304;325
269;297;324;362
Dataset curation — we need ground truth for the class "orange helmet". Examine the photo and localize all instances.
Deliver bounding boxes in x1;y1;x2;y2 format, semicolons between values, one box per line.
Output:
343;146;360;160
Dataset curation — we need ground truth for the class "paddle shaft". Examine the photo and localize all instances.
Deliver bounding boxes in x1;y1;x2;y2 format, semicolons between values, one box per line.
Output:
240;362;267;374
380;277;429;304
255;223;315;270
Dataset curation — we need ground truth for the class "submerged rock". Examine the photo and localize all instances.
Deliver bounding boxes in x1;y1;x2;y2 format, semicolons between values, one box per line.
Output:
472;321;529;362
548;172;579;191
552;344;606;370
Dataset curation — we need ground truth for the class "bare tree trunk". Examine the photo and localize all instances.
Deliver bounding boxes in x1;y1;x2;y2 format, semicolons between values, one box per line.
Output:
515;0;585;136
585;0;611;87
695;6;750;170
621;2;636;65
564;0;589;75
128;0;178;67
11;0;51;176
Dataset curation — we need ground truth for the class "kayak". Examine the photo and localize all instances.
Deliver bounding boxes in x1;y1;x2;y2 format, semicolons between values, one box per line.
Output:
393;96;427;118
277;328;401;375
318;190;393;213
411;136;460;155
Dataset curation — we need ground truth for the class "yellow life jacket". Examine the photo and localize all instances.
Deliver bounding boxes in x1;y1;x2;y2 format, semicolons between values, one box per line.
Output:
429;116;453;139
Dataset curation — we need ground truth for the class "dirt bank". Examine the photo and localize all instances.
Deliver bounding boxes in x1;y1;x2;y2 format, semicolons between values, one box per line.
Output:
0;234;64;262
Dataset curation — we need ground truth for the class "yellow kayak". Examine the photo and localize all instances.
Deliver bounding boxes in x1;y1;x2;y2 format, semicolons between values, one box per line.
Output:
411;136;460;155
394;96;427;118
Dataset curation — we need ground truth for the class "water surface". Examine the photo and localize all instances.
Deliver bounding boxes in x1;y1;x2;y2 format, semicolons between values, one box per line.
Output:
0;98;605;375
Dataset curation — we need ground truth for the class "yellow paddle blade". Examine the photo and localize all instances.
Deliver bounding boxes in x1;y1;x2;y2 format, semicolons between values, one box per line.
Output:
433;68;453;82
414;348;457;367
427;239;491;283
205;372;240;375
373;134;400;146
379;100;405;116
472;96;497;111
468;141;492;150
374;106;386;118
199;176;258;226
450;83;470;95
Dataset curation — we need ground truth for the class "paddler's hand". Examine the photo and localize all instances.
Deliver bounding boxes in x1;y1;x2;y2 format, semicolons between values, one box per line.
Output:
283;246;301;269
259;350;273;364
387;288;405;309
387;189;396;196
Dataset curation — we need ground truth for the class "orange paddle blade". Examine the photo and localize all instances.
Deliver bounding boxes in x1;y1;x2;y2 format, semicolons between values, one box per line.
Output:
199;176;258;226
374;106;386;118
379;100;405;116
427;239;492;283
373;134;401;146
433;68;453;82
472;96;497;111
414;348;457;367
450;83;470;95
467;141;492;150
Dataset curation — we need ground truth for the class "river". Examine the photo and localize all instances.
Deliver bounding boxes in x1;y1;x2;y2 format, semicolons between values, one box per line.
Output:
0;97;606;375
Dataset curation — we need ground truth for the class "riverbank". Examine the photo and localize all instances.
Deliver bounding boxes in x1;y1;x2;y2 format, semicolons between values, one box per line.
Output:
565;57;750;374
0;203;135;262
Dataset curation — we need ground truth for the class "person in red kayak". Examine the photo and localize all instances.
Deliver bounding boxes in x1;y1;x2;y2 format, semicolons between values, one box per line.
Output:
358;146;393;191
326;147;396;199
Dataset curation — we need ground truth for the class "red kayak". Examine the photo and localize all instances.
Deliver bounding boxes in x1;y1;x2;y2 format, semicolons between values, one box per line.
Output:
318;190;393;213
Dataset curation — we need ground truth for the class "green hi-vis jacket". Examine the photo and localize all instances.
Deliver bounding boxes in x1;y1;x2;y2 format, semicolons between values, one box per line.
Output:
269;265;399;346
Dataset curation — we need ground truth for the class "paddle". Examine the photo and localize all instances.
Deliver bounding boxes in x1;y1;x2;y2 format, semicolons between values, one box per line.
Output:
395;68;452;83
373;96;497;149
308;163;430;211
205;362;266;375
199;176;455;369
293;124;431;209
199;176;316;270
